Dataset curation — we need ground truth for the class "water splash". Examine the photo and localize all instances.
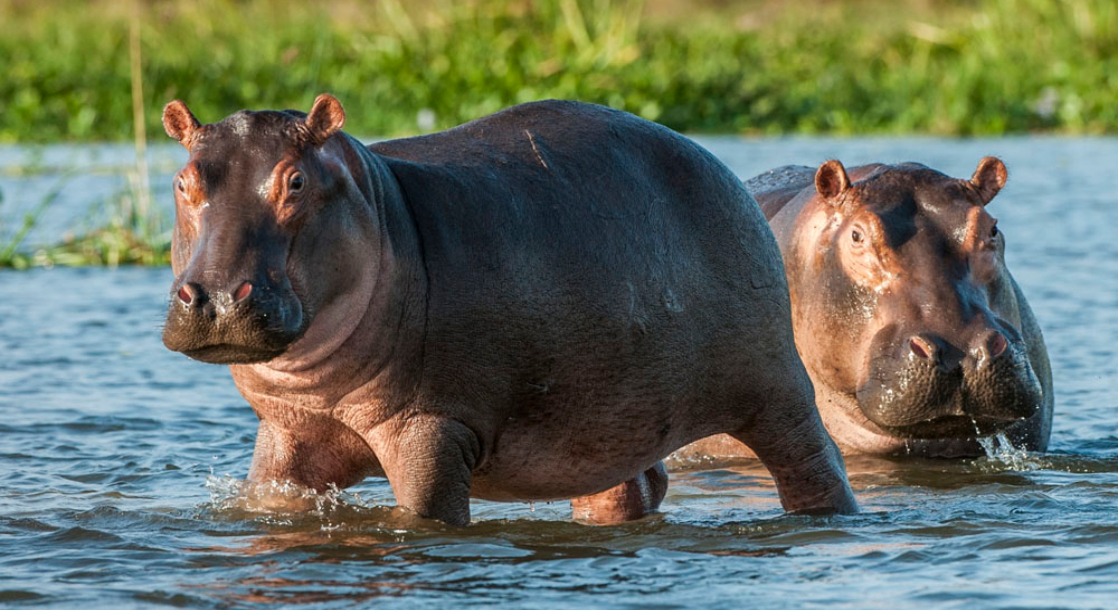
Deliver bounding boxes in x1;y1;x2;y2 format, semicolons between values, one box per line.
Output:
965;418;1043;470
974;431;1041;471
204;474;354;517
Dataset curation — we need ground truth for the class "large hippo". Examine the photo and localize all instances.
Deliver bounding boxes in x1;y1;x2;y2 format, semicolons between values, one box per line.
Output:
159;94;856;525
679;159;1052;460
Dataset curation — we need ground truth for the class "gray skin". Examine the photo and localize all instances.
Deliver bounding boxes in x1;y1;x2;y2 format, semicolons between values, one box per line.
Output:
677;159;1052;460
159;94;857;526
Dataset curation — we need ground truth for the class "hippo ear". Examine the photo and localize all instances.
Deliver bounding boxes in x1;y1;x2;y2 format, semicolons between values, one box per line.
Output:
815;159;852;203
971;156;1007;205
163;100;200;148
306;93;346;143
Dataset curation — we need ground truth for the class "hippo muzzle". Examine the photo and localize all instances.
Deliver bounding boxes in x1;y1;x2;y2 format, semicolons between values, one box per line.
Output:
163;275;304;364
162;214;306;364
855;322;1043;438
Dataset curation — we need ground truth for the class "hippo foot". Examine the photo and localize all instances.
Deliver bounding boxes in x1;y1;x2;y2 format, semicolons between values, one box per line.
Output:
570;462;668;525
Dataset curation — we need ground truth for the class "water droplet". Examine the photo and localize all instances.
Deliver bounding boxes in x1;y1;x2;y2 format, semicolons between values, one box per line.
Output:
974;429;1036;471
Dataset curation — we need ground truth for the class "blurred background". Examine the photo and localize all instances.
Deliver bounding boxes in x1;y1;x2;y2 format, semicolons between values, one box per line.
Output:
1;0;1115;267
2;0;1116;142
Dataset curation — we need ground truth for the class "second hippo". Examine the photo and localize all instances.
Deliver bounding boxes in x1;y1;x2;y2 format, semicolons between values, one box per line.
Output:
680;158;1052;459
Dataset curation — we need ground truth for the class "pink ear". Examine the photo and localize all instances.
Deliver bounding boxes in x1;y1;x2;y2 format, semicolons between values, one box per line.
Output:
971;156;1007;205
815;159;851;201
306;93;346;143
163;100;200;148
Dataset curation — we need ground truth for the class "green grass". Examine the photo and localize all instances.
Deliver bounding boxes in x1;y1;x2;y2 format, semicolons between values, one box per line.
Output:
1;0;1116;142
1;0;1116;268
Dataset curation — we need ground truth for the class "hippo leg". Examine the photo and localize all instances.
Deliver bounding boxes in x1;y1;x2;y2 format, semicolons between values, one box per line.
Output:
372;415;481;526
734;370;858;514
248;419;380;491
570;462;668;525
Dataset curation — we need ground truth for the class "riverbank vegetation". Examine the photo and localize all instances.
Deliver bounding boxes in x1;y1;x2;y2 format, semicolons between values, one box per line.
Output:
1;0;1115;267
0;174;170;269
2;0;1116;141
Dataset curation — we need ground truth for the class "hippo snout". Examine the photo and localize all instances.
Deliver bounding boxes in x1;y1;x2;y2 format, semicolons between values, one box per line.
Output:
856;325;1042;438
162;275;304;364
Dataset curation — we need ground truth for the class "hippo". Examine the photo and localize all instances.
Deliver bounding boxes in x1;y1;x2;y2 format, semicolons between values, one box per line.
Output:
159;94;857;525
678;159;1052;460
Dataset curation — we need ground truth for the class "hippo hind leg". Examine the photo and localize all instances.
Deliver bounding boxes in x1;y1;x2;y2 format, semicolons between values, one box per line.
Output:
732;363;858;514
570;462;668;525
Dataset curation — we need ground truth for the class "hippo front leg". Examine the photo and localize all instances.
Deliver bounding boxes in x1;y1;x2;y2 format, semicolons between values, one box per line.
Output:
370;415;481;526
248;418;381;491
734;371;858;514
571;462;668;525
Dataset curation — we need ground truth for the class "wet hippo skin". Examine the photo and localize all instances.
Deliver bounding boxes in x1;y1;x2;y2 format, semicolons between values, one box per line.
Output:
678;158;1053;460
159;95;857;525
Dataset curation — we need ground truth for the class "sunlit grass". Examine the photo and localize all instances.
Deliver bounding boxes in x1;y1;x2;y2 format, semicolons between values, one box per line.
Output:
1;0;1116;267
1;0;1115;141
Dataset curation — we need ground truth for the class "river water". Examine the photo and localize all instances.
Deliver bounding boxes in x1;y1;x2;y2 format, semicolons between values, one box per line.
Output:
1;138;1116;608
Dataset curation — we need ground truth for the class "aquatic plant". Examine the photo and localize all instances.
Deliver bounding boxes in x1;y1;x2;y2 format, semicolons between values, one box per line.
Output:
0;176;171;269
0;1;170;269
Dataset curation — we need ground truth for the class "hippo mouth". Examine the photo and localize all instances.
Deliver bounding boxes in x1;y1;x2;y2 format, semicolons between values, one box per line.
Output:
162;284;306;365
180;343;289;364
163;308;304;364
876;414;1026;440
164;318;303;364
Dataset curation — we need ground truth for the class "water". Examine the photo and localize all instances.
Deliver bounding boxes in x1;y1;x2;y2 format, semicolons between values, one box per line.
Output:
2;138;1117;608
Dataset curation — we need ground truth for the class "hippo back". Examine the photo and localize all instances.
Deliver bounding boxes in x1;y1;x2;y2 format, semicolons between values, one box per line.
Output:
367;100;802;492
743;165;816;220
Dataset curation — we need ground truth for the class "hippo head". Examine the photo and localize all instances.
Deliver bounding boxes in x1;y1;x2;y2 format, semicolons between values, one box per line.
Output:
161;94;372;364
793;157;1043;439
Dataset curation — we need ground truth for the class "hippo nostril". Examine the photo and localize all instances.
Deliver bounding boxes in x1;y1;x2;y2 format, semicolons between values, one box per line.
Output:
910;336;934;360
177;283;199;306
989;332;1008;358
233;281;253;303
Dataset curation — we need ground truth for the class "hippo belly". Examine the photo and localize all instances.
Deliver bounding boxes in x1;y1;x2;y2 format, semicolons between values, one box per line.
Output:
400;242;766;502
470;401;687;502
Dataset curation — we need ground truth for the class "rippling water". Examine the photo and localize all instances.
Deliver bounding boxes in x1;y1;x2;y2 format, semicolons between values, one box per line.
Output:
2;138;1117;608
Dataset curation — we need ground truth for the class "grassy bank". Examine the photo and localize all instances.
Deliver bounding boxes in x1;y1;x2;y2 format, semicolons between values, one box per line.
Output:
1;0;1116;268
1;0;1116;142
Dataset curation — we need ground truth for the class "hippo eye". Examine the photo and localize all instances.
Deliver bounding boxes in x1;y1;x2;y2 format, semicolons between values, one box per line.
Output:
851;229;863;244
176;178;186;193
289;172;305;193
990;223;999;238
